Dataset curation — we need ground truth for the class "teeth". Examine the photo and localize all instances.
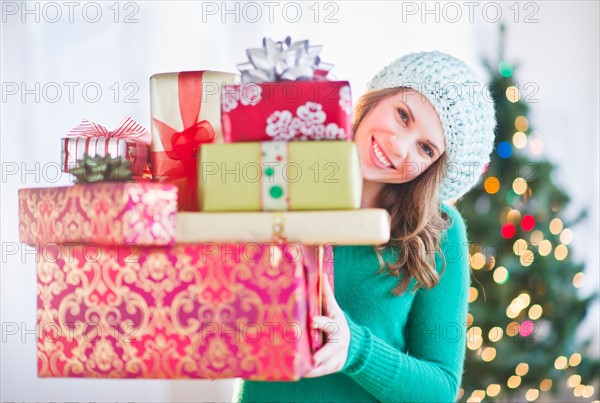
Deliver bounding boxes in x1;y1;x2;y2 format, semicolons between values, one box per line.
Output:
372;141;393;167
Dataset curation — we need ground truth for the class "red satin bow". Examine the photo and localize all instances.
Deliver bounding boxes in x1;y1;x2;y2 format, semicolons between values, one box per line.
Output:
152;71;215;211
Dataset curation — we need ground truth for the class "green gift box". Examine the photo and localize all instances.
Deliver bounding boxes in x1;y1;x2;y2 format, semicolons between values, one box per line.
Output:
199;141;362;211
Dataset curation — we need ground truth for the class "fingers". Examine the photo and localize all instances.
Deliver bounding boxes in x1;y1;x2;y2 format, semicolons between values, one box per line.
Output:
311;315;339;335
321;275;337;317
303;362;334;378
304;344;342;378
304;277;347;379
313;343;337;366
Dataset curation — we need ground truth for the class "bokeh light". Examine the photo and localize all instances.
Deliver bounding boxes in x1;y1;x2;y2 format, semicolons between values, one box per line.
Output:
482;347;497;362
489;326;503;342
554;244;568;260
506;321;520;336
498;141;512;158
540;379;552;391
513;131;528;148
520;250;535;267
560;229;573;244
506;86;520;103
513;178;528;195
484;177;500;194
549;218;563;234
569;353;582;367
520;320;535;337
493;267;509;284
471;253;486;270
554;356;568;370
530;230;543;245
508;375;522;388
538;240;552;256
525;389;539;401
528;304;543;320
499;61;514;77
502;223;516;238
515;116;529;132
568;374;582;388
516;363;529;376
487;384;501;397
469;287;479;302
507;209;522;223
467;327;483;350
521;215;535;231
582;385;595;398
573;272;585;288
529;131;544;155
506;189;521;206
513;239;528;255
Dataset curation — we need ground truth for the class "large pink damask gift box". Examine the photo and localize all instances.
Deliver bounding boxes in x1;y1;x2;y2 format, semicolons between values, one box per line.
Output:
36;242;333;380
18;183;178;247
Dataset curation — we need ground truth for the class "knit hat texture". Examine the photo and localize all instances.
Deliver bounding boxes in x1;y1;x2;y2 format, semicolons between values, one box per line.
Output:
367;51;496;202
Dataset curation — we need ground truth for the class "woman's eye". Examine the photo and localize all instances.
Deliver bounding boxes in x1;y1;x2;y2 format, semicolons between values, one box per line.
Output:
397;108;409;124
422;144;434;157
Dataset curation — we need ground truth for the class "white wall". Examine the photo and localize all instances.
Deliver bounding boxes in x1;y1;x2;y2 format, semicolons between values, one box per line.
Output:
1;1;597;401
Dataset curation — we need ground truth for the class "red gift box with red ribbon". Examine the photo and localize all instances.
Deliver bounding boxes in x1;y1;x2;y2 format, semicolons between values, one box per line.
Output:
150;71;238;211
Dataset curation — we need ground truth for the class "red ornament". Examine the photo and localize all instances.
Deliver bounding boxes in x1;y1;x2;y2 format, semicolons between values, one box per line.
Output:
501;222;516;238
521;215;535;231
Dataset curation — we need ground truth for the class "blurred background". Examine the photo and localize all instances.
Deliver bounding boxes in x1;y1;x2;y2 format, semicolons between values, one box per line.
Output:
1;1;598;401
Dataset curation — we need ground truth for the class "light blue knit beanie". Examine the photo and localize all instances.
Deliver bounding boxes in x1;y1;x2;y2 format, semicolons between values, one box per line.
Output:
367;51;497;202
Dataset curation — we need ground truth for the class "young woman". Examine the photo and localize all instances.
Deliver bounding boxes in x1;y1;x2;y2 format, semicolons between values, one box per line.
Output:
235;51;497;402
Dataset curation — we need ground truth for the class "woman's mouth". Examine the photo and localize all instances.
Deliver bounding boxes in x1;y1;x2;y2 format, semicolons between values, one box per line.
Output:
371;137;395;169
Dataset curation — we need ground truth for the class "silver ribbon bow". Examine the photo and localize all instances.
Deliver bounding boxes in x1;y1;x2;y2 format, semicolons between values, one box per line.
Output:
238;36;334;83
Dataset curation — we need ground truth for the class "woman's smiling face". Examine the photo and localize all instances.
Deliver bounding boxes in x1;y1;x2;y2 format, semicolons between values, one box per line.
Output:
354;89;446;184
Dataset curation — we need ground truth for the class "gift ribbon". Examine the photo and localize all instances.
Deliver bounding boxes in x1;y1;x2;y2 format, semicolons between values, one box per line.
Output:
318;244;324;320
67;116;151;145
238;36;334;83
62;137;128;172
63;116;149;173
152;71;215;210
259;142;290;211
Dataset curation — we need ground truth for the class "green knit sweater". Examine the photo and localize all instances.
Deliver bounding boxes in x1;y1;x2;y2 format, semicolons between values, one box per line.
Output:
234;204;470;402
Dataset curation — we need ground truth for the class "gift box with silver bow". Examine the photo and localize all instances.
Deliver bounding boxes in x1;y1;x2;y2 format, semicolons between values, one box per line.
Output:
221;37;353;143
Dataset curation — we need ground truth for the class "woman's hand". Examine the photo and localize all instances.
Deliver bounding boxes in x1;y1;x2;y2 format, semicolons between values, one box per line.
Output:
303;275;351;378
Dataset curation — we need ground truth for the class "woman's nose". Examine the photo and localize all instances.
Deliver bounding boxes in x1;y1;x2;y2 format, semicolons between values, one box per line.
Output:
389;136;409;160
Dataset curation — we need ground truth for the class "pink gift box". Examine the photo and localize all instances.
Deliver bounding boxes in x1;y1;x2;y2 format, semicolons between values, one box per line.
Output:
36;242;334;379
18;183;178;247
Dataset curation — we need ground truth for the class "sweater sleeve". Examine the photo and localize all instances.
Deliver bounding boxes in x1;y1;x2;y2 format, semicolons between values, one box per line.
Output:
340;205;471;402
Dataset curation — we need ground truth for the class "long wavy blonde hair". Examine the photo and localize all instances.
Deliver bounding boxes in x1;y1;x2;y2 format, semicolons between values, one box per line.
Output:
353;87;452;296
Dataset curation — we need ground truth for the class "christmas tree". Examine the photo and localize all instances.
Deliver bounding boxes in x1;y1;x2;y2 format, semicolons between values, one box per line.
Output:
456;25;600;402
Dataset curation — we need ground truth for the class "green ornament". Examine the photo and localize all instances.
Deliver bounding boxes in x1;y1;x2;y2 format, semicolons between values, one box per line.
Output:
265;166;275;177
499;61;514;78
269;185;283;199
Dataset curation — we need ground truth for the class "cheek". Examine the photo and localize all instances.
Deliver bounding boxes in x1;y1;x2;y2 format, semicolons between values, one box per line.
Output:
353;129;370;157
401;161;431;180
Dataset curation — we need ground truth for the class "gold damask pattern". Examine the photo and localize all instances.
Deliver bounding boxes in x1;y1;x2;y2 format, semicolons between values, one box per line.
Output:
19;183;177;247
36;243;333;379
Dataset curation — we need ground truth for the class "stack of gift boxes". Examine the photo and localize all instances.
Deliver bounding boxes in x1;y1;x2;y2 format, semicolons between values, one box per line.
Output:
18;38;390;380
